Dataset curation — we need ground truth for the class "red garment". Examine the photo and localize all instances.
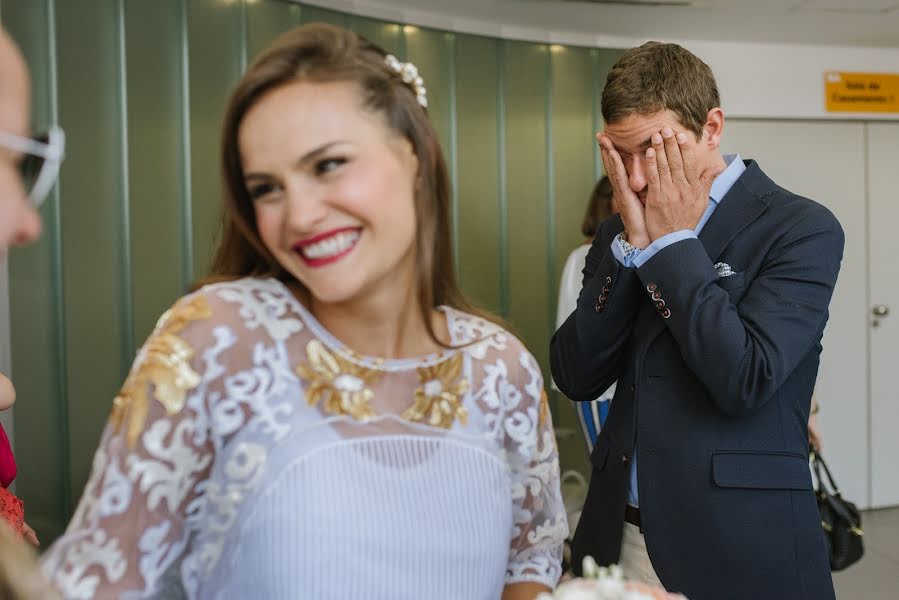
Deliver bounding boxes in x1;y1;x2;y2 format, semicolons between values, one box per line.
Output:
0;486;23;536
0;424;24;537
0;423;16;488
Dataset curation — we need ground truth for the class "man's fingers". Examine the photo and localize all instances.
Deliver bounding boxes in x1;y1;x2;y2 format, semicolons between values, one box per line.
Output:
661;127;685;182
598;133;647;239
645;146;661;198
651;132;671;182
677;131;699;184
598;135;630;196
598;144;617;182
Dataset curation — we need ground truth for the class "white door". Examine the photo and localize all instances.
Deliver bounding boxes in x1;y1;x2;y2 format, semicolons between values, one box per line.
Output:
867;122;899;508
723;119;870;507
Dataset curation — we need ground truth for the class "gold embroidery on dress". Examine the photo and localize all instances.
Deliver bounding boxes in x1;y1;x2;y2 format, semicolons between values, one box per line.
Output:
538;389;550;429
296;340;382;421
110;296;212;448
401;353;469;429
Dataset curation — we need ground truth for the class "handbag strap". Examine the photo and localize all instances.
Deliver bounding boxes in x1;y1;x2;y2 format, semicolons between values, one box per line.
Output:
811;450;842;496
811;450;863;534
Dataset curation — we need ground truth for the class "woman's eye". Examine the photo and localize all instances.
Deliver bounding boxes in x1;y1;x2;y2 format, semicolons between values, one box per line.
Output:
247;182;280;201
315;157;346;175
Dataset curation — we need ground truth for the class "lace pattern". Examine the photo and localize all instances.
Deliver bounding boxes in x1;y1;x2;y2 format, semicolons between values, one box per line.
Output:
41;277;566;597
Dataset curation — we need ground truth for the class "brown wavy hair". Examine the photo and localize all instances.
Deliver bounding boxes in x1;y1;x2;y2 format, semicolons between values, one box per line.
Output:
601;41;719;139
202;23;493;346
581;175;613;238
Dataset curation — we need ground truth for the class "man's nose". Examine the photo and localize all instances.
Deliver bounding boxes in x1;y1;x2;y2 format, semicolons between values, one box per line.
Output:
628;156;648;195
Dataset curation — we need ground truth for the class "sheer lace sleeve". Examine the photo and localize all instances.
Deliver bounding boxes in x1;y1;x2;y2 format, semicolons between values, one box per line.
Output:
503;345;567;587
463;318;567;589
41;293;219;599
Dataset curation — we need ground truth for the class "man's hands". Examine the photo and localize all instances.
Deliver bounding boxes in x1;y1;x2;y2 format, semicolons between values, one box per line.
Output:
598;134;650;248
598;127;724;246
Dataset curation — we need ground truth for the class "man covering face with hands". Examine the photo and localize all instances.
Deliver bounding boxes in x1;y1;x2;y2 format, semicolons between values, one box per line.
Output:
551;42;842;600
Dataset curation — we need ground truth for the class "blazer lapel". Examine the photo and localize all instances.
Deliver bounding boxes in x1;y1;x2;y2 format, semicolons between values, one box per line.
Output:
698;160;772;262
639;161;772;348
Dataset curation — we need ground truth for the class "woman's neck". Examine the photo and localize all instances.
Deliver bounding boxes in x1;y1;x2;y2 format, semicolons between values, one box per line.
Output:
309;283;448;360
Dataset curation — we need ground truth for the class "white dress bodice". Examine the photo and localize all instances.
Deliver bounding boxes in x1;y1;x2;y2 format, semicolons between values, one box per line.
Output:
41;278;566;599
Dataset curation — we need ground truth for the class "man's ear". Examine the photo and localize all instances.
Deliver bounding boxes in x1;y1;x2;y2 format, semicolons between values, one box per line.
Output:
703;108;725;150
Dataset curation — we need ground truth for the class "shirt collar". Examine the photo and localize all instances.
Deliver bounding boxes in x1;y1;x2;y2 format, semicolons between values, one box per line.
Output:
709;153;745;205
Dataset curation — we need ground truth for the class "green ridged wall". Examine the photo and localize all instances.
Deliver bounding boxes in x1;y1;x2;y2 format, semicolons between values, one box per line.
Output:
3;0;623;545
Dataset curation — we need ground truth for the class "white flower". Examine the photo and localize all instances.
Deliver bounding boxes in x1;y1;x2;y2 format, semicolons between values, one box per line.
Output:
554;578;614;600
543;558;680;600
582;556;601;579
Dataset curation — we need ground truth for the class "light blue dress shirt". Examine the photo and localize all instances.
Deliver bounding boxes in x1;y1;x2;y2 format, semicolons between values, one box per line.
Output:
610;154;746;507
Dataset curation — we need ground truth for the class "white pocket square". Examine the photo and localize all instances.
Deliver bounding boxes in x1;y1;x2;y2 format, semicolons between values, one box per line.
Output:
714;262;736;278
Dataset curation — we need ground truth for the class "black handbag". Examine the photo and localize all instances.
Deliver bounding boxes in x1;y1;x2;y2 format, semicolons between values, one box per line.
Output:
811;449;864;571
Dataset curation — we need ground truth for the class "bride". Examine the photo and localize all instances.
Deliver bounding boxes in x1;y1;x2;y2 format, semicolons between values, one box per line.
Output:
42;23;566;599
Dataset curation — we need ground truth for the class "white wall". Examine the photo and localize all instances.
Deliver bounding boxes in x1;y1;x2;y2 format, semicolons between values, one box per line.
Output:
681;40;899;121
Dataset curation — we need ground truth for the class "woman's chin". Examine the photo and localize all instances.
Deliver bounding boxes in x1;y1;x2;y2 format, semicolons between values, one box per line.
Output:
306;283;365;308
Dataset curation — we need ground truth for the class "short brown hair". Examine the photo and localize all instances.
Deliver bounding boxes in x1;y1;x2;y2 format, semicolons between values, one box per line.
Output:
207;23;490;345
581;176;612;238
601;41;719;138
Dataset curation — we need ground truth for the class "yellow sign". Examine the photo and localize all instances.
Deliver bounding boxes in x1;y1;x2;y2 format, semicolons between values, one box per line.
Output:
825;71;899;113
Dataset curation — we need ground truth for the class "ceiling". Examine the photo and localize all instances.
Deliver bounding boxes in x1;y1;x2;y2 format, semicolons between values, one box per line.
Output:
318;0;899;47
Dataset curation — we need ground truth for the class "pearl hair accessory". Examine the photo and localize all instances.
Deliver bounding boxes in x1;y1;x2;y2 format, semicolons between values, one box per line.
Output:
384;54;428;108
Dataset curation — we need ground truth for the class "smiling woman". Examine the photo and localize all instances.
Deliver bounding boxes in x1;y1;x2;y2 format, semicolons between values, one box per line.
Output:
40;23;566;600
239;79;421;313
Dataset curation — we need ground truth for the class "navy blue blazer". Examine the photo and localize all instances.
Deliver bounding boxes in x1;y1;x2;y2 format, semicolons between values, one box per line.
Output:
550;161;843;600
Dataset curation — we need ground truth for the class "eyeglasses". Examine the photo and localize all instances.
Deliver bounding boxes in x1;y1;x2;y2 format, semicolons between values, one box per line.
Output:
0;126;65;209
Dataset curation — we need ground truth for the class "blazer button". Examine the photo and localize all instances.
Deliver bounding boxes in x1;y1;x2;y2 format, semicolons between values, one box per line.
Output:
646;282;657;293
595;302;605;314
651;290;661;301
621;454;630;465
605;276;612;285
660;307;671;319
655;299;665;309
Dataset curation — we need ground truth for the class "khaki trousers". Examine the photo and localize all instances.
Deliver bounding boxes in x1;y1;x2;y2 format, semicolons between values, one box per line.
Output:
619;521;666;589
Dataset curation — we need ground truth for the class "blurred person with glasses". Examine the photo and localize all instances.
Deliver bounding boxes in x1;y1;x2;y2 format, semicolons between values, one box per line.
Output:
0;26;64;600
0;31;64;252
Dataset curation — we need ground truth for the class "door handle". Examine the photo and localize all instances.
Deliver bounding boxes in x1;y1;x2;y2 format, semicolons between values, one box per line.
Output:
872;305;890;317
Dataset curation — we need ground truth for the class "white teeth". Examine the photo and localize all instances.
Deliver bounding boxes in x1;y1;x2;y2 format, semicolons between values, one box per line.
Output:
302;230;360;260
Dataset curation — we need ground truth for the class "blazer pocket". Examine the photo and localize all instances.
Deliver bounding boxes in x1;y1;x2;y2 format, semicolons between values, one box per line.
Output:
715;272;745;292
712;451;812;491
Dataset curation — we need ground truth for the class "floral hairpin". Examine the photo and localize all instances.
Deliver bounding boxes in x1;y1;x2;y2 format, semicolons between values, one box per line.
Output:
384;54;428;108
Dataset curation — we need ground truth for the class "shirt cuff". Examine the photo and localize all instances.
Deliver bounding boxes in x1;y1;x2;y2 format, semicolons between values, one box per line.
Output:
611;233;641;267
632;230;697;268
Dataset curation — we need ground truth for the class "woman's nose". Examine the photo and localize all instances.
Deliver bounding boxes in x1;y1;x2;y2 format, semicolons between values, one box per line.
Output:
285;184;329;232
11;202;42;246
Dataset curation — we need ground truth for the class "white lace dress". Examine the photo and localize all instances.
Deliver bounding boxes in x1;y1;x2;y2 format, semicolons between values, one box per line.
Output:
41;278;567;599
